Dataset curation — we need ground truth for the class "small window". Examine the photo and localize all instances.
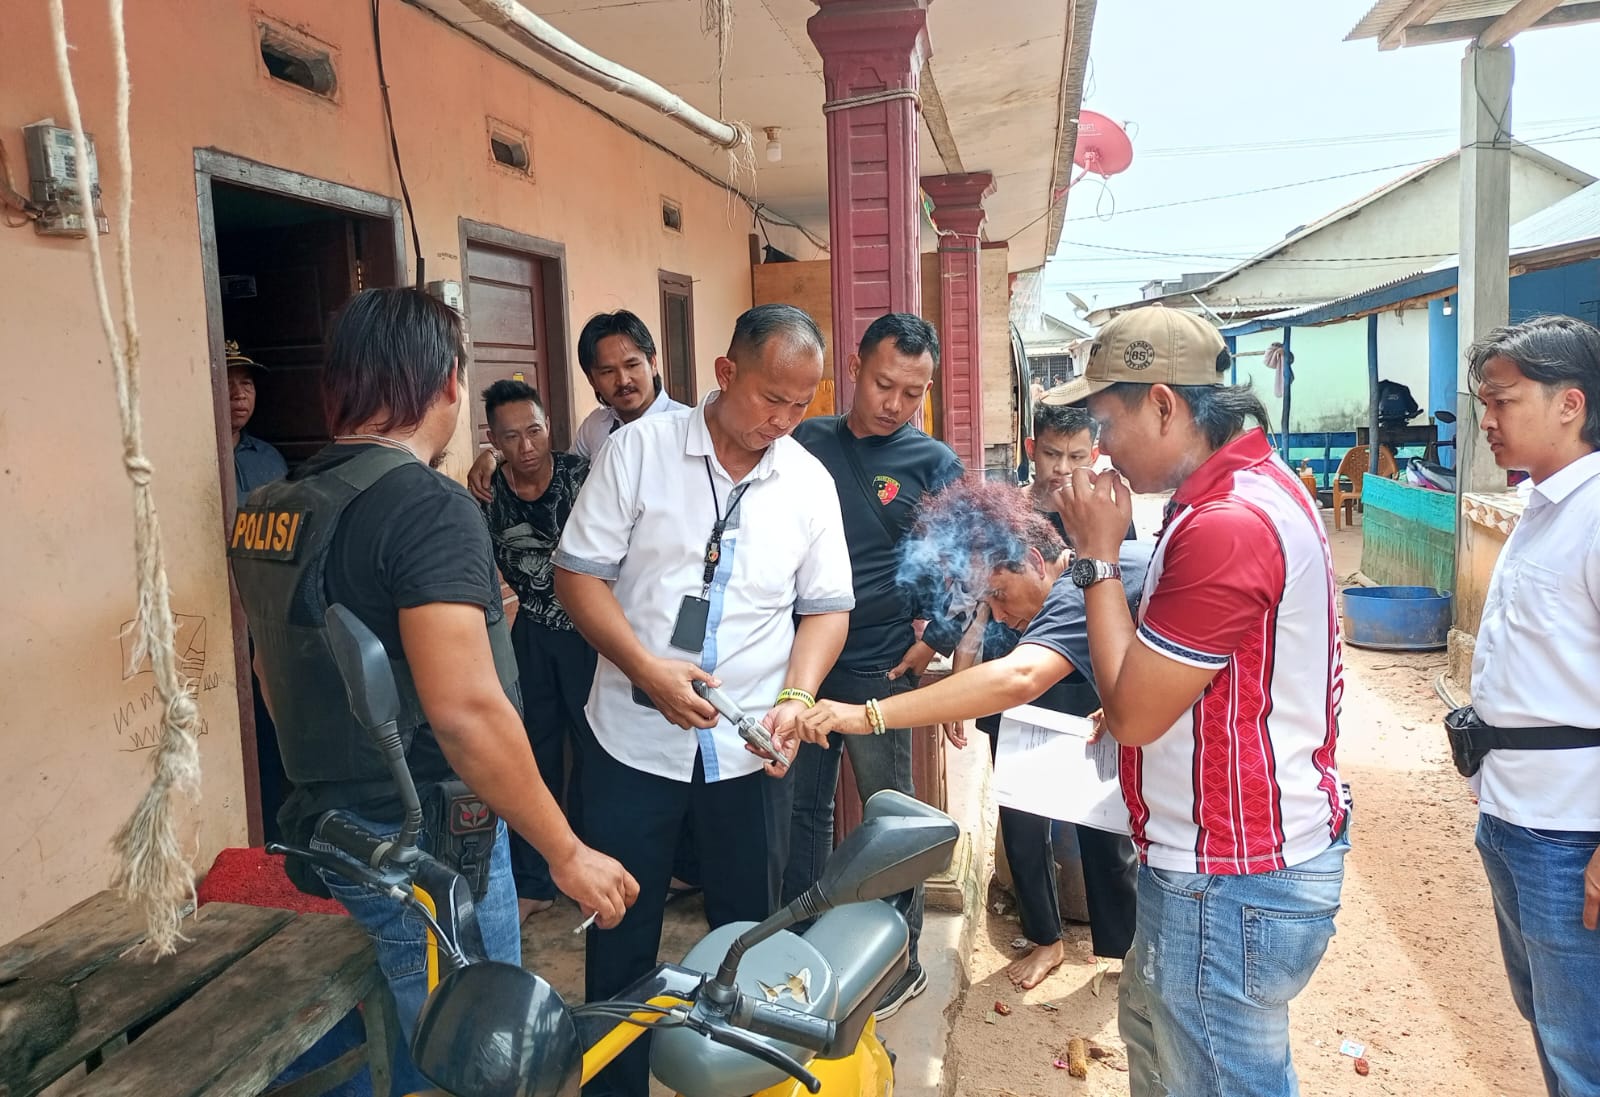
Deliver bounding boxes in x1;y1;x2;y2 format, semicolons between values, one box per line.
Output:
486;119;533;179
661;198;683;234
490;135;529;172
259;25;336;97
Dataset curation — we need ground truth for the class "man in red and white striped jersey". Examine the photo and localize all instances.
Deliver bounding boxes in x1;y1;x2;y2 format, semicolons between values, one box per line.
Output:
1047;305;1349;1097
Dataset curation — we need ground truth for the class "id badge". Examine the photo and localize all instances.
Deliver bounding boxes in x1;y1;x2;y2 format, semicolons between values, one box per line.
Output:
670;594;711;653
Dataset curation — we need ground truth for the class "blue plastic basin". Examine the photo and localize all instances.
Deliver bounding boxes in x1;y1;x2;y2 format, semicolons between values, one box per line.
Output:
1341;586;1452;651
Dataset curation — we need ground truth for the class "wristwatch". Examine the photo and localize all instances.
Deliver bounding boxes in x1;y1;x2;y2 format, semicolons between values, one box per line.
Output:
1069;557;1122;589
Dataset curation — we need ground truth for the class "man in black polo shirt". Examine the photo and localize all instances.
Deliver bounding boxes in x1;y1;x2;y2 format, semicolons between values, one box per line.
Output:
782;312;964;1020
478;379;597;923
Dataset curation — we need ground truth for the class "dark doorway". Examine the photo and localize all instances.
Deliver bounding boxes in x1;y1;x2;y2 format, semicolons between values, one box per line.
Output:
659;269;696;405
197;152;403;844
211;181;398;465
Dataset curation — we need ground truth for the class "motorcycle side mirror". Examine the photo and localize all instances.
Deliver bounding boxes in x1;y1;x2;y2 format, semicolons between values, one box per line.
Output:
324;603;423;863
325;603;400;730
703;791;958;1003
1434;410;1456;425
815;791;960;907
412;962;581;1097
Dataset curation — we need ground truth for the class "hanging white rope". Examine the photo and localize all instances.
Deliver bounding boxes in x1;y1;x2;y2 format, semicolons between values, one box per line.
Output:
701;0;732;120
49;0;203;956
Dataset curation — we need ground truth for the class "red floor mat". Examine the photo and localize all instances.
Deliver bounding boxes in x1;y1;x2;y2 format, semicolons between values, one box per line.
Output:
196;846;346;916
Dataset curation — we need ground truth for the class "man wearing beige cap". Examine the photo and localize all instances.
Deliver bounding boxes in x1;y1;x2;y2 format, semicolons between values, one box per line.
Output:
1049;305;1350;1097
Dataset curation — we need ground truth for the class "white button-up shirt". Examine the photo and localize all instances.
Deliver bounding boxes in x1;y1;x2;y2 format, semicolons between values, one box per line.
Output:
1472;449;1600;831
554;393;855;782
570;386;685;460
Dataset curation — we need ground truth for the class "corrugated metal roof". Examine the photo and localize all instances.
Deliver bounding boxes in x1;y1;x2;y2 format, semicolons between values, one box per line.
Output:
1221;181;1600;336
1510;177;1600;250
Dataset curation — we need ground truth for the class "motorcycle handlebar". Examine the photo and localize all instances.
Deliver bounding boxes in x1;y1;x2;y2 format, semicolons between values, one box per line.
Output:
735;997;836;1055
313;810;393;870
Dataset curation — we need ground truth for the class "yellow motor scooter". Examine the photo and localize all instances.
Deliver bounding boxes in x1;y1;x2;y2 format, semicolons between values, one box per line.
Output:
270;605;959;1097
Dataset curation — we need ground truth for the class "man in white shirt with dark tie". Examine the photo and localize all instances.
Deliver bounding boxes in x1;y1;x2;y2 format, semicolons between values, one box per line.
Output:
1465;315;1600;1097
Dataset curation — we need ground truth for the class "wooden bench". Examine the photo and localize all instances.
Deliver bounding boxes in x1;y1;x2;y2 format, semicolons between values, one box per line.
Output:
0;890;394;1097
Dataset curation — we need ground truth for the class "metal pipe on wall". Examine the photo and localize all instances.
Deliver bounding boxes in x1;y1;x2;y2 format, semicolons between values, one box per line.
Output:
455;0;744;150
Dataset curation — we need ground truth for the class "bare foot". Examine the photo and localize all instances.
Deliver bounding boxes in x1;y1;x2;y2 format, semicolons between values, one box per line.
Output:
1005;940;1066;989
518;897;554;923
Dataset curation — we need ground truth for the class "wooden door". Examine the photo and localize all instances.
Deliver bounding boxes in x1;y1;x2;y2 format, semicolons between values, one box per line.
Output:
659;270;696;405
466;242;550;442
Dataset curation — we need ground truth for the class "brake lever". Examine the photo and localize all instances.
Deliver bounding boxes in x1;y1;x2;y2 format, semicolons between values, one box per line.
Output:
688;1014;821;1094
266;843;470;969
266;842;408;895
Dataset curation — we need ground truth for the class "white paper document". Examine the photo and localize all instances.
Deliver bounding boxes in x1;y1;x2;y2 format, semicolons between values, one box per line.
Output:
992;703;1131;835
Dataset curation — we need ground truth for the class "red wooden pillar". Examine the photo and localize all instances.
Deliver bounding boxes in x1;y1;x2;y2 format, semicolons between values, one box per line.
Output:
808;0;930;414
921;171;995;474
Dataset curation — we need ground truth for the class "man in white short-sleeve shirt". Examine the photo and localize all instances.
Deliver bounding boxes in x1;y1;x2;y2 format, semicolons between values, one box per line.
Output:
554;303;852;1097
1465;316;1600;1097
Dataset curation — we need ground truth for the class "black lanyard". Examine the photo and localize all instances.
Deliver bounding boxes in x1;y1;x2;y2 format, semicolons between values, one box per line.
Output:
702;457;751;593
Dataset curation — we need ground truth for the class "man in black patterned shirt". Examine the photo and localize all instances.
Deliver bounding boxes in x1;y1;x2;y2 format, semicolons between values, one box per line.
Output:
480;379;596;921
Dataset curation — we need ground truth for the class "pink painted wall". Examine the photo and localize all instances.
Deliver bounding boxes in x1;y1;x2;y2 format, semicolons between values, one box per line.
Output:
0;0;753;941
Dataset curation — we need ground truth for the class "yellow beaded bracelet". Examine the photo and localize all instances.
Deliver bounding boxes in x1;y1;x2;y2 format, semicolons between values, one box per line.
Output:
776;687;816;708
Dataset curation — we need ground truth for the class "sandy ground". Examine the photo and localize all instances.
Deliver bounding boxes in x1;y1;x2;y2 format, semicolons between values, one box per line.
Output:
948;507;1545;1097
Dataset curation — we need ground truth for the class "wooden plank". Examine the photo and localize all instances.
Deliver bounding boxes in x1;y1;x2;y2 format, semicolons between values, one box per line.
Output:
0;891;151;984
1403;1;1600;45
1377;0;1450;50
1479;0;1564;47
259;1045;366;1097
56;914;377;1097
12;901;294;1097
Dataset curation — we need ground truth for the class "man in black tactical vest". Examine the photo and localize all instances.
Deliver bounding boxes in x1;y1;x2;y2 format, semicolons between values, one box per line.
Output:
230;287;638;1096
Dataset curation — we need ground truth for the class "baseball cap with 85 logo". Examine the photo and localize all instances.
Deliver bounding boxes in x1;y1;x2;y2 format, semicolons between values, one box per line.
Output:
1041;304;1229;406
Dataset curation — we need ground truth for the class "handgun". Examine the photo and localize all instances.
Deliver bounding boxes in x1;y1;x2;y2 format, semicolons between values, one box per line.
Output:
692;680;791;767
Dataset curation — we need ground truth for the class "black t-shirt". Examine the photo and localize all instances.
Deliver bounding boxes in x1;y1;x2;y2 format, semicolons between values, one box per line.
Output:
974;539;1155;732
277;444;507;840
481;452;589;630
791;416;964;671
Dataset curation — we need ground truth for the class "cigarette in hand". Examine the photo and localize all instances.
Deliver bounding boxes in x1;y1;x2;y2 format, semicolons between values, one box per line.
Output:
573;912;598;935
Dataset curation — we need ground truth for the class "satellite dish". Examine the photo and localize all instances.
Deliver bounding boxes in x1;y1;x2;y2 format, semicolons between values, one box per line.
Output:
1072;110;1134;185
1065;292;1091;319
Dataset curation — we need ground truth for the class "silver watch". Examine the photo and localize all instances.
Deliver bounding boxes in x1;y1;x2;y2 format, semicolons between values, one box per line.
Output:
1069;557;1122;589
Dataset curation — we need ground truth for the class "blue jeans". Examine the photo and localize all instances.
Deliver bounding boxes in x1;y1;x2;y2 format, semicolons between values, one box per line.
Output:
1476;812;1600;1097
1120;824;1350;1097
781;665;922;968
312;814;520;1097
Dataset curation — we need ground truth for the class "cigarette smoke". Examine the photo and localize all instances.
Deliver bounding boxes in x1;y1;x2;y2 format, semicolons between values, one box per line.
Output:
897;478;1063;652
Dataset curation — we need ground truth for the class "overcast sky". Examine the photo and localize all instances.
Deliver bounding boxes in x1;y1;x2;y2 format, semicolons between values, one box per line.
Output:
1043;1;1600;319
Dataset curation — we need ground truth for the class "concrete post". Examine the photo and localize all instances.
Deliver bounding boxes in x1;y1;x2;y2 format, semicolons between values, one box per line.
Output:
1455;44;1514;497
922;172;996;474
1450;43;1513;682
808;0;930;414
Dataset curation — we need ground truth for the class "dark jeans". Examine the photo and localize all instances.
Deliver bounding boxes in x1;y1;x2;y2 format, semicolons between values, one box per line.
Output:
508;615;597;901
312;817;520;1096
781;665;922;968
581;740;775;1097
985;722;1138;959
